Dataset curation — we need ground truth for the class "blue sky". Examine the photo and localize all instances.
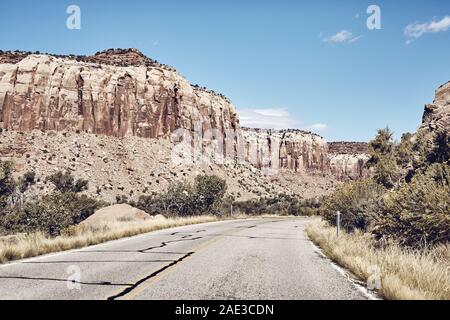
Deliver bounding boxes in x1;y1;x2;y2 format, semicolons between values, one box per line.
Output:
1;0;450;141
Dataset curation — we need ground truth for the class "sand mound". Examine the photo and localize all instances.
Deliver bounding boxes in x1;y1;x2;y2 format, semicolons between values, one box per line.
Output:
82;204;152;224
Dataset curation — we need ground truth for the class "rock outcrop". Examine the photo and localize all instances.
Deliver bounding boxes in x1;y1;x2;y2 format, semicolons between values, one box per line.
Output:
239;128;329;174
328;142;370;181
420;81;450;133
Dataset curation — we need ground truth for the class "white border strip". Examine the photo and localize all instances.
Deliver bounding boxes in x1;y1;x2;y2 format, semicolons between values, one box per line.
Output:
310;241;382;300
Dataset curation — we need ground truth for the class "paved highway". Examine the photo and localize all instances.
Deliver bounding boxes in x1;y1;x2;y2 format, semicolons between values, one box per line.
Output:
0;218;367;300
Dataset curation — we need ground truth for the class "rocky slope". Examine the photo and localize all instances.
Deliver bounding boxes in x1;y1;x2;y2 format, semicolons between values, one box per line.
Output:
0;129;336;202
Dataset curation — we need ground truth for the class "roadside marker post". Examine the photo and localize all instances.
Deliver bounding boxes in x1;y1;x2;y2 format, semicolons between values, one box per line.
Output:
336;211;341;237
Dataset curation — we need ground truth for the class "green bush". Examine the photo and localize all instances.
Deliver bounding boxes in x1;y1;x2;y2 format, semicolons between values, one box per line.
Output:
137;175;227;216
426;129;450;165
366;128;402;189
47;171;89;193
321;179;385;231
19;171;36;193
193;175;227;214
3;192;100;236
372;157;400;189
0;161;16;208
232;195;319;216
374;163;450;246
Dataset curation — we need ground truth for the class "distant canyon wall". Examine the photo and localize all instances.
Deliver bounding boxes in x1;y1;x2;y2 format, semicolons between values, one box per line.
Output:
239;128;329;174
328;142;370;181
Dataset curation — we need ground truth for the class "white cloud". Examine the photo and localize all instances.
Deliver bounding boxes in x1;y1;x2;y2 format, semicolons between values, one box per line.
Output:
304;123;329;131
404;16;450;43
238;108;328;133
348;35;364;43
239;108;300;130
323;30;362;44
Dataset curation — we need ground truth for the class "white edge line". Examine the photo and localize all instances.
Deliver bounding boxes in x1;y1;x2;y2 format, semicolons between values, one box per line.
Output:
309;241;382;300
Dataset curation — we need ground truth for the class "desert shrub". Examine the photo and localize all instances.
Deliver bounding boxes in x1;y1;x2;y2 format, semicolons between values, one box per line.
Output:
372;157;401;189
3;192;100;236
136;195;160;215
366;127;395;166
194;175;227;214
374;163;450;246
395;133;414;167
47;171;89;193
232;195;319;216
0;161;16;208
116;195;130;204
426;129;450;165
18;171;36;193
136;182;196;216
366;128;402;188
73;178;89;193
321;179;386;231
137;175;227;216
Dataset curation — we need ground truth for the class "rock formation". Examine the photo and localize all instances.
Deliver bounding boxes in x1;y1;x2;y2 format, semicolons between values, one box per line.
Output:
420;81;450;134
239;128;329;174
0;49;238;142
328;142;370;181
0;48;370;202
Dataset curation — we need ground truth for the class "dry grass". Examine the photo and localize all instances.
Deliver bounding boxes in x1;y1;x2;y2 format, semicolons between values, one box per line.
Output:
306;219;450;300
0;215;225;264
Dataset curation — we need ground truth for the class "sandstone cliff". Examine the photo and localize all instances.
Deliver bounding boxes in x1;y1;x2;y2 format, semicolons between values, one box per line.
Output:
0;49;238;141
327;142;370;181
239;128;329;174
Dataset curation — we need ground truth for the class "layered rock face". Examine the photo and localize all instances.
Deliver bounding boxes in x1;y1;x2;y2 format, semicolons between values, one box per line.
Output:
0;48;365;199
239;128;329;173
0;49;238;142
328;142;370;181
420;81;450;133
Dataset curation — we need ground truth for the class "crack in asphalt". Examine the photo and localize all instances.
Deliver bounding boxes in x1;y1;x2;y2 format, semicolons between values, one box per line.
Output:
0;275;132;287
207;234;305;241
106;251;194;300
170;229;205;236
105;221;300;299
138;236;203;253
76;250;187;254
106;231;208;299
1;222;272;298
20;259;176;264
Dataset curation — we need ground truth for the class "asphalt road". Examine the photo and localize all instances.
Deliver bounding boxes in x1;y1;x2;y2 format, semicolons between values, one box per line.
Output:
0;218;367;300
